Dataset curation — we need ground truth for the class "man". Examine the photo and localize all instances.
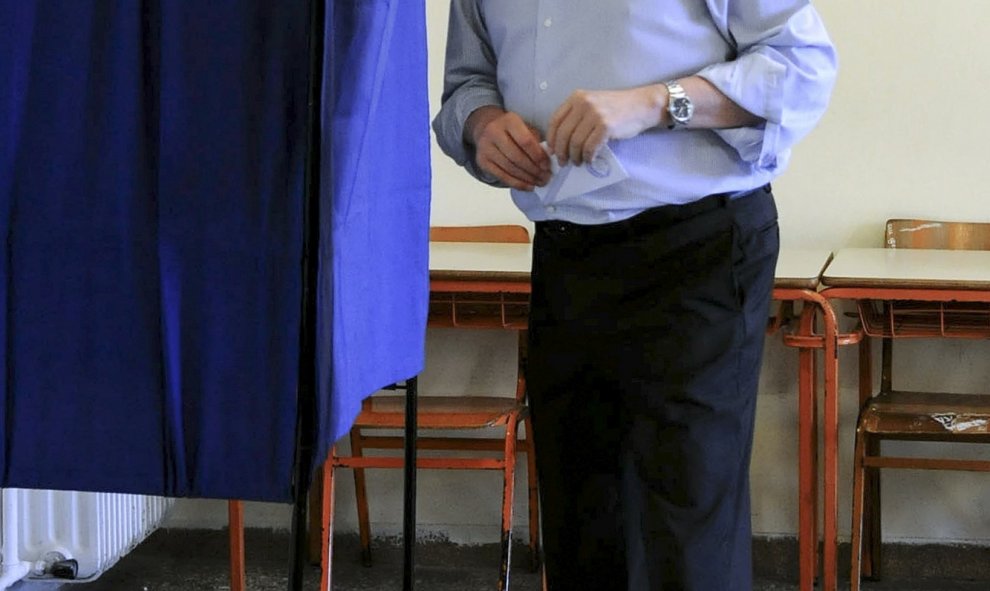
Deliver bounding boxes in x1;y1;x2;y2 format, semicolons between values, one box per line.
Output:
433;2;837;589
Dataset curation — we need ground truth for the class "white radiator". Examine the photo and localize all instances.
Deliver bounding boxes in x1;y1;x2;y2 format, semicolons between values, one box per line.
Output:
0;488;174;588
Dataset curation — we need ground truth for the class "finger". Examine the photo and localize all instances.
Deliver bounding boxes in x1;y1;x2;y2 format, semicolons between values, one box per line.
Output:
550;99;583;163
568;117;598;166
491;148;545;187
505;123;551;175
527;124;554;174
552;112;580;166
581;126;607;165
478;142;544;187
530;136;553;174
493;132;546;181
546;101;572;152
482;158;537;192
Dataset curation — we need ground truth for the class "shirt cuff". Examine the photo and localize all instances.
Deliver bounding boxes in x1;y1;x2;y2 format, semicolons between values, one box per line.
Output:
698;56;786;171
436;88;502;162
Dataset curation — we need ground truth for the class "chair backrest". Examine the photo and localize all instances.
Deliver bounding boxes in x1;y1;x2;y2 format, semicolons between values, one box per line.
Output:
885;219;990;250
429;224;530;244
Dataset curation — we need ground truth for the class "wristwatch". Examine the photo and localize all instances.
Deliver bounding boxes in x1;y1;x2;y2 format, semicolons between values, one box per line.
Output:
664;80;694;130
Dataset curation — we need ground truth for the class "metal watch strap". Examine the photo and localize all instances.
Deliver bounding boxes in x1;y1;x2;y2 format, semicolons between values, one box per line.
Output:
664;80;691;130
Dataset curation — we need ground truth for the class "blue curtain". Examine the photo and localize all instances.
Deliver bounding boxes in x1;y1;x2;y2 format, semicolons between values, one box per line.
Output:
0;0;429;502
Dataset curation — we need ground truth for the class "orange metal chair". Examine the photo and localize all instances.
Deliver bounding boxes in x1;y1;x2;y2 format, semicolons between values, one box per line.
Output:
316;225;539;591
849;219;990;591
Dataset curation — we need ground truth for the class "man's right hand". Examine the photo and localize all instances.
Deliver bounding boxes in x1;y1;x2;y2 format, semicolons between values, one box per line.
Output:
466;106;551;192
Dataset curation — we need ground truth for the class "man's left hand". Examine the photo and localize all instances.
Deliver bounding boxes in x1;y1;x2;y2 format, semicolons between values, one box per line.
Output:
547;86;665;166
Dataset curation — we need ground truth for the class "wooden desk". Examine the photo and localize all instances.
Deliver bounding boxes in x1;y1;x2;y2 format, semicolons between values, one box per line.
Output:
430;242;840;591
429;242;531;293
428;242;532;330
821;247;990;587
775;249;834;290
823;247;990;291
822;248;990;339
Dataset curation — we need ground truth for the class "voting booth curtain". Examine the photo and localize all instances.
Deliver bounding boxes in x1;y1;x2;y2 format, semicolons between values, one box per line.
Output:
0;0;429;502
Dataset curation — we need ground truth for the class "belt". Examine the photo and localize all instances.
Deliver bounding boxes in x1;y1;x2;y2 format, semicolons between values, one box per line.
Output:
537;184;772;240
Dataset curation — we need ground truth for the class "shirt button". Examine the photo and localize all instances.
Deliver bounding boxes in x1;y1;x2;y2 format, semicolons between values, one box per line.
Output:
546;205;556;213
539;81;548;91
543;18;553;27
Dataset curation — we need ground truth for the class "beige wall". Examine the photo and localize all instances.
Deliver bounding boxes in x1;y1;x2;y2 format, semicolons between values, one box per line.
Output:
168;0;990;547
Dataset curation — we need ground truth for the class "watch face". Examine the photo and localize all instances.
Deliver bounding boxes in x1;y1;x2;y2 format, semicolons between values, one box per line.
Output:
671;97;694;123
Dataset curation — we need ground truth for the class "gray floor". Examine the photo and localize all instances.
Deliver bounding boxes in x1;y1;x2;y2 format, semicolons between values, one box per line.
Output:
14;530;990;590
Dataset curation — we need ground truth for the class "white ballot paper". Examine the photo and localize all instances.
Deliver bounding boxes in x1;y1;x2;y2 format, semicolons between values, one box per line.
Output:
534;142;629;204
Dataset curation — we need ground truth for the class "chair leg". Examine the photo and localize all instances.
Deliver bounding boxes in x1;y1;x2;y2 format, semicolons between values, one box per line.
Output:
499;417;520;591
862;437;882;580
523;414;541;572
858;335;882;580
320;452;337;591
849;430;867;591
228;500;246;591
308;464;325;565
350;428;373;566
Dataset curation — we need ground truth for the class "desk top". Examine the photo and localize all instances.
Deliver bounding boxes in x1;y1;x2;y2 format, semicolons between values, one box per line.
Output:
430;242;832;290
773;248;834;290
429;242;533;283
822;247;990;290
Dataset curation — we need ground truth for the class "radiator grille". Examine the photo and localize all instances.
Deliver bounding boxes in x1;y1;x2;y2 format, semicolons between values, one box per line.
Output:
1;488;173;587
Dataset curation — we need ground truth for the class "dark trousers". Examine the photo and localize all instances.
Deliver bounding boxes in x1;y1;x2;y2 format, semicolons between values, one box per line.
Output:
527;187;779;591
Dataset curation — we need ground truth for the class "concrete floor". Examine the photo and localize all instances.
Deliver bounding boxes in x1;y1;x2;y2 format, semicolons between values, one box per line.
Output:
12;529;990;590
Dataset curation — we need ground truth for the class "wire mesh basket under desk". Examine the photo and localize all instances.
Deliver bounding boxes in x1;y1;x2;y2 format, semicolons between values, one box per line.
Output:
856;299;990;338
429;291;530;329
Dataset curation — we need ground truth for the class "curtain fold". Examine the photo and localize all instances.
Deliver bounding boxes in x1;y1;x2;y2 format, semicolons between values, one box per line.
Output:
317;0;431;477
0;0;429;502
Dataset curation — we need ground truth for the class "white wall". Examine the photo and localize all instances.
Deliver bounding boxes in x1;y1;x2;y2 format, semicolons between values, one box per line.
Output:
167;0;990;546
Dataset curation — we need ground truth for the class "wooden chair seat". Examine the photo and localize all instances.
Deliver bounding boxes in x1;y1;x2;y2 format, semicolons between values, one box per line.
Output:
861;391;990;438
355;395;525;430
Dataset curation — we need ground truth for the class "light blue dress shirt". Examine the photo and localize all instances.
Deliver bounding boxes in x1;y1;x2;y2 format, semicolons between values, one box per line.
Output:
433;0;838;225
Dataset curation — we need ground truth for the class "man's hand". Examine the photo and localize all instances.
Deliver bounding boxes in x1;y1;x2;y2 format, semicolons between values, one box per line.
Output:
467;106;551;191
547;86;665;166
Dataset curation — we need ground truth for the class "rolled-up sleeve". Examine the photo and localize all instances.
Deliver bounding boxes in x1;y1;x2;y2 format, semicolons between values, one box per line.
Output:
699;0;837;171
432;0;504;184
